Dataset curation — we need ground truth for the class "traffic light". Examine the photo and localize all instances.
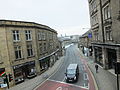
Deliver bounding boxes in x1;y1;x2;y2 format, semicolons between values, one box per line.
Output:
8;74;13;82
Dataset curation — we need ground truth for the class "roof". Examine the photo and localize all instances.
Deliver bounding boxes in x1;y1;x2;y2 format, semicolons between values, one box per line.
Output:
0;19;57;33
67;64;78;69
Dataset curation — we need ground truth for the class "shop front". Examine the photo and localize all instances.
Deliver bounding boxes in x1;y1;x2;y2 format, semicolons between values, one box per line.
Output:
93;43;120;70
94;46;103;66
13;64;24;84
107;48;117;69
39;57;50;71
13;61;36;84
23;61;36;79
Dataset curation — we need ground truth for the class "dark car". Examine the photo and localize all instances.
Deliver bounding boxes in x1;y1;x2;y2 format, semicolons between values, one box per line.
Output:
65;64;79;82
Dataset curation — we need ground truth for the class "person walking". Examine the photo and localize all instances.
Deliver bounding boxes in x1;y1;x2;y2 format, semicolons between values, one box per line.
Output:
95;64;98;73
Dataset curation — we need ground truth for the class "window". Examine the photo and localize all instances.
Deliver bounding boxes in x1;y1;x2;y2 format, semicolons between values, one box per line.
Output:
25;30;32;41
42;32;46;40
43;43;47;52
90;0;96;12
13;30;20;41
104;5;111;20
39;43;42;54
14;46;22;59
27;44;33;57
105;26;112;41
92;14;98;25
38;32;42;40
38;32;46;40
94;30;99;41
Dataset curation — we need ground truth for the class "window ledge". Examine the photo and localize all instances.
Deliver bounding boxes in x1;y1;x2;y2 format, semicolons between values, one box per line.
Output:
15;58;24;61
27;55;35;58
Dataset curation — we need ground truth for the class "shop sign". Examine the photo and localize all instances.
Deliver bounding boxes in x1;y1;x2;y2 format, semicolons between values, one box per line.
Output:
13;64;23;69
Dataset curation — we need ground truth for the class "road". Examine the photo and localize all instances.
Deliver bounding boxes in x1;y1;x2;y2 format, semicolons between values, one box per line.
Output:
35;44;96;90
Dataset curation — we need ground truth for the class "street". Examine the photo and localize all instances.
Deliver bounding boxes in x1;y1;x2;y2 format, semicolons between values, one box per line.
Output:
35;44;96;90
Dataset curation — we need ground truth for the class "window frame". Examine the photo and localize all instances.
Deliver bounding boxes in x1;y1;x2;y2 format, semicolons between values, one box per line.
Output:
25;30;32;41
12;30;20;42
14;46;22;60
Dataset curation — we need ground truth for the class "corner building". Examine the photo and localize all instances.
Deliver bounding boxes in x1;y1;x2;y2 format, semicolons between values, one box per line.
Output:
0;20;59;87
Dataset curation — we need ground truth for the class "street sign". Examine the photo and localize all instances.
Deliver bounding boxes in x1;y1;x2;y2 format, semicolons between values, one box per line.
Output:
88;33;92;38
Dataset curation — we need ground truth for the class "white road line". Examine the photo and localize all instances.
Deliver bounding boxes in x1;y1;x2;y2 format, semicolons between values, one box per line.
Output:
62;77;65;82
83;73;88;80
48;79;88;89
83;83;89;89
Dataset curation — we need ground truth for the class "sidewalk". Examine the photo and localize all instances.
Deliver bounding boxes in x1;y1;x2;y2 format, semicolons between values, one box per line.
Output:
6;56;64;90
79;49;118;90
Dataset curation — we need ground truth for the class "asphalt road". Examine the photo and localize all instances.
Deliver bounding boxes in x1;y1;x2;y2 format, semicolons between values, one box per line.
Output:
49;44;89;88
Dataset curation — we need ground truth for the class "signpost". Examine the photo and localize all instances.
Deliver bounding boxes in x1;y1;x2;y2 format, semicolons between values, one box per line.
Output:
115;62;120;90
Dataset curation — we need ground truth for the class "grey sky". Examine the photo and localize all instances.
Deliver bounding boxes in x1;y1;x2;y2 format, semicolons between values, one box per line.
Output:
0;0;90;36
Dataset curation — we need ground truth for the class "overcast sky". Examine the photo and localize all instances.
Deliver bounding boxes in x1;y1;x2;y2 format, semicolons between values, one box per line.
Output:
0;0;90;36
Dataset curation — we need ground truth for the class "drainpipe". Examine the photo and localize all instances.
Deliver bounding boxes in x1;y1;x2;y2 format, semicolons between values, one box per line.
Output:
99;0;105;43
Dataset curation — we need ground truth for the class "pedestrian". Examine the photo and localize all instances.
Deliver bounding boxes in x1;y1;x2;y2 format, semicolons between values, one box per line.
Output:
95;64;98;73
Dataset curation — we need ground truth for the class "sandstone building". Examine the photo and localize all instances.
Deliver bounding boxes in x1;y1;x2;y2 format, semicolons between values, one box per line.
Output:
0;20;60;88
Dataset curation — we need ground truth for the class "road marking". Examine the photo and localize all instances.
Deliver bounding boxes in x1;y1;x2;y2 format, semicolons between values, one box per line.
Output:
83;83;89;88
62;77;65;82
83;73;88;80
48;79;88;89
56;87;62;90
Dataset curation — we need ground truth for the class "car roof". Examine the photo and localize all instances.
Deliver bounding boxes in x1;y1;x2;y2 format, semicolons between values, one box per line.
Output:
67;64;78;69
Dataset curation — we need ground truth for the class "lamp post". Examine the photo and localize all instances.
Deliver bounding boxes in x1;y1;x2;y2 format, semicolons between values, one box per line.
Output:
115;62;120;90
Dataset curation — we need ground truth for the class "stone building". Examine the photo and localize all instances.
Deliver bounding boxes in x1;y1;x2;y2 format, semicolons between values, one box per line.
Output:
79;29;93;56
0;20;60;88
88;0;120;69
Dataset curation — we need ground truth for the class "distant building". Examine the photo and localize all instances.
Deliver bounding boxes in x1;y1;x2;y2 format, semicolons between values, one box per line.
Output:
79;29;93;56
0;20;60;87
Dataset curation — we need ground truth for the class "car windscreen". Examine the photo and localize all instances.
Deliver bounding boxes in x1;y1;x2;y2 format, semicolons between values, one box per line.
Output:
67;69;76;74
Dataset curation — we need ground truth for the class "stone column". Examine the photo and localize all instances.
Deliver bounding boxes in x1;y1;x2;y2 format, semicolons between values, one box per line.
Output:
102;46;108;69
35;59;41;75
92;46;96;62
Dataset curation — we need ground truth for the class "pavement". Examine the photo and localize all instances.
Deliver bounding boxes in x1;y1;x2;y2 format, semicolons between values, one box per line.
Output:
6;56;65;90
79;49;120;90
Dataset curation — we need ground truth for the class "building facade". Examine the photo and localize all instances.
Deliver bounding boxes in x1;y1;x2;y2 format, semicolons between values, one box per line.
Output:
88;0;120;69
0;20;60;88
79;29;93;56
